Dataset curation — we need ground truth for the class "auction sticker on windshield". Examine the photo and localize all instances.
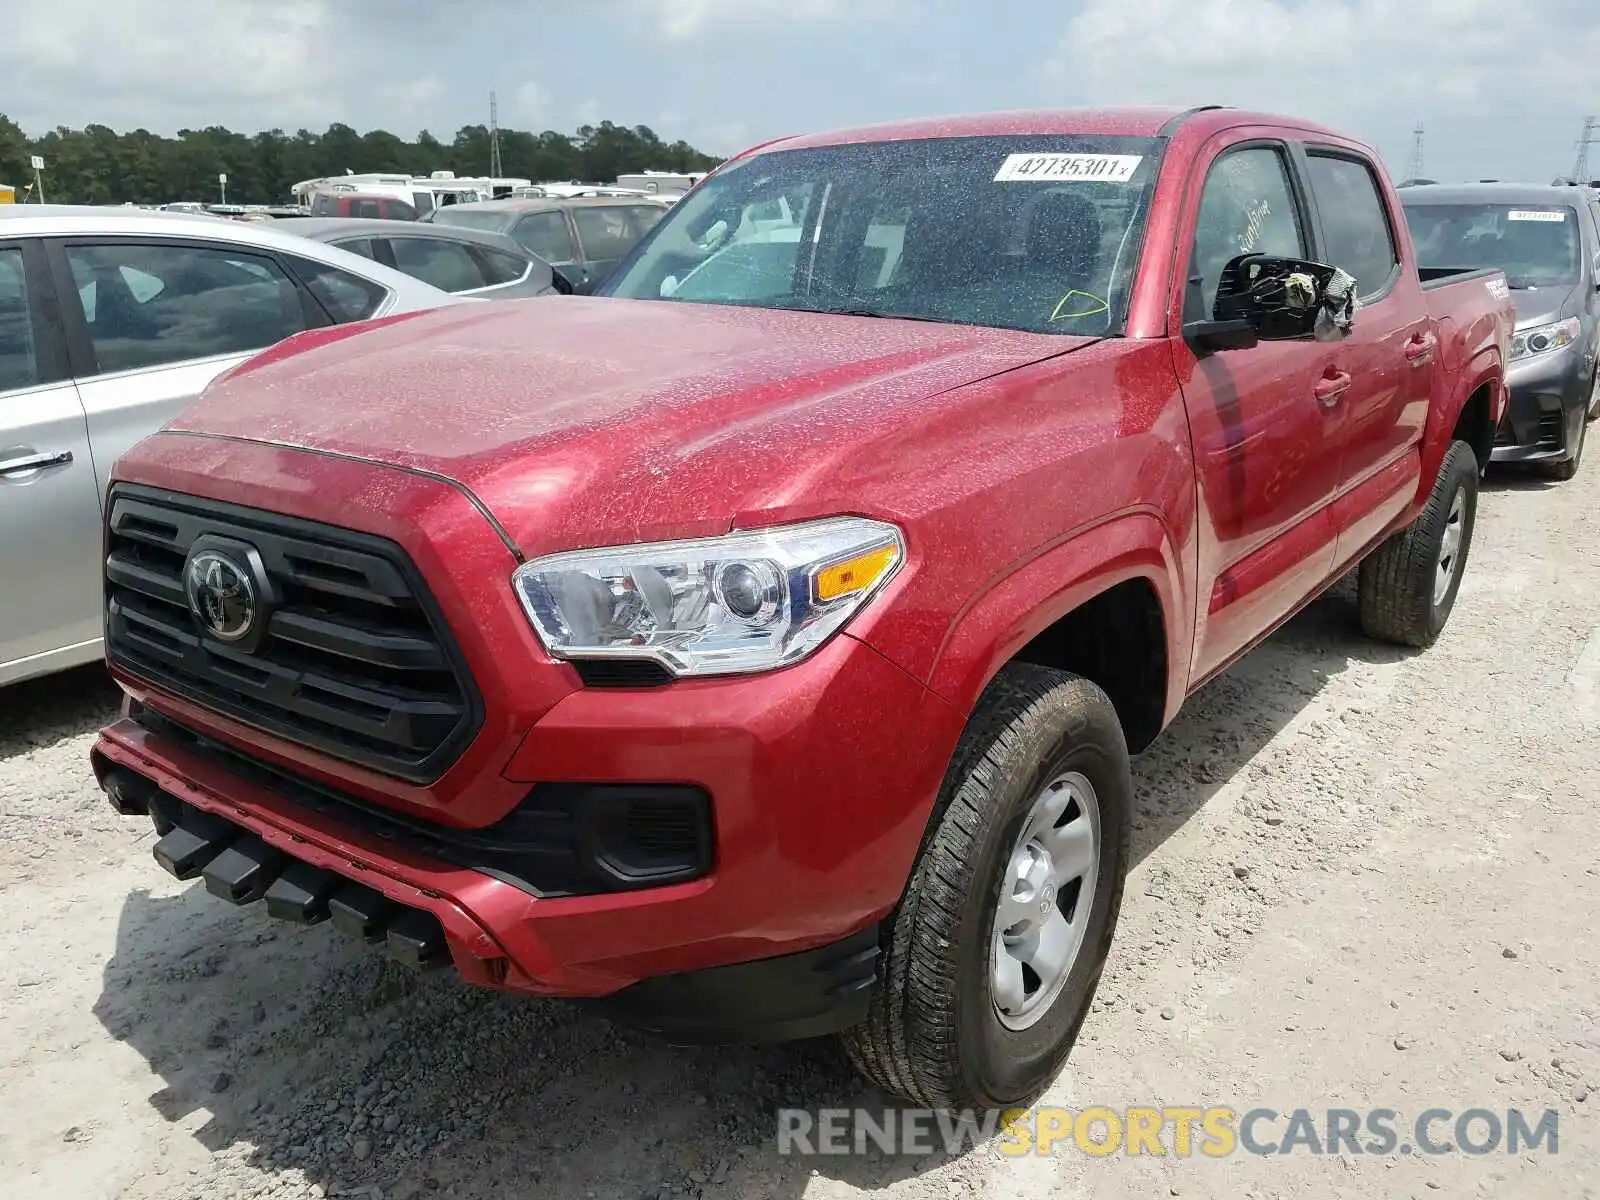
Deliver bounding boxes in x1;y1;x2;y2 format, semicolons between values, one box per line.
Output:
1507;210;1567;222
994;153;1143;183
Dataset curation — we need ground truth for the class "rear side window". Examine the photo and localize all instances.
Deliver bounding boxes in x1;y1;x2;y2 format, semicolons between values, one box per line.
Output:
311;194;338;216
388;237;488;293
381;199;418;221
1189;146;1307;316
573;206;646;262
513;211;575;263
290;257;388;322
623;204;666;236
1306;153;1399;298
351;199;382;219
64;242;307;375
0;247;39;392
331;238;376;261
476;247;530;285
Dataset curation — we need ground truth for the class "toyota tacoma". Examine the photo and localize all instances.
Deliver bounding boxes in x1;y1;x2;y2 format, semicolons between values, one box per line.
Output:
93;106;1513;1109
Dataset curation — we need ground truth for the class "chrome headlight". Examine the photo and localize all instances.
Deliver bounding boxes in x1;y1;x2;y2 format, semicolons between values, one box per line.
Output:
512;517;904;677
1510;316;1580;361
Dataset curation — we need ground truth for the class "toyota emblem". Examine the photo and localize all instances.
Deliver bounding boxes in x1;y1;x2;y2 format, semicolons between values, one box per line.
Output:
185;551;257;642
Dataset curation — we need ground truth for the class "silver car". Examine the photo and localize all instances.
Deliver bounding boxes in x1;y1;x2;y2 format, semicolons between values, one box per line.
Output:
0;205;464;686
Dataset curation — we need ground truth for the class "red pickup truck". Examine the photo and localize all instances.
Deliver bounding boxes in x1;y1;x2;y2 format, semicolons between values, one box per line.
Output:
93;107;1512;1109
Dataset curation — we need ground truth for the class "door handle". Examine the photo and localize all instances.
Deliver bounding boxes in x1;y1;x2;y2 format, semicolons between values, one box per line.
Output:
1404;333;1437;368
1313;371;1352;407
0;448;74;477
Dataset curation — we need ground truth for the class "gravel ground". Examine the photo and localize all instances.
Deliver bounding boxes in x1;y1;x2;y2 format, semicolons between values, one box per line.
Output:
2;459;1597;1200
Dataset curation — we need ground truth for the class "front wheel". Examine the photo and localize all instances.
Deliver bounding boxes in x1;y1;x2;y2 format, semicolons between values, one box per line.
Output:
1358;439;1479;648
842;665;1131;1109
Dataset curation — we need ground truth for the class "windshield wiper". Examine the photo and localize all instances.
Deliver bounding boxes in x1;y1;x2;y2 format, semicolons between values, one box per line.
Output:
800;305;963;325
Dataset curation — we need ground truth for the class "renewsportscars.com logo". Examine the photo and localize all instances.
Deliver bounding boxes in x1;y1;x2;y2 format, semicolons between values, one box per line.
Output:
777;1106;1561;1158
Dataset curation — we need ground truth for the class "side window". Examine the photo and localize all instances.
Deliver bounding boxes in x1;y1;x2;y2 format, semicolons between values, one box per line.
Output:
411;191;435;216
352;199;382;219
623;205;666;237
64;243;308;375
289;257;388;323
382;200;417;221
1589;201;1600;259
331;238;376;261
475;247;530;286
512;212;576;264
1190;146;1307;317
0;247;40;392
1304;153;1399;299
387;238;489;293
572;207;640;262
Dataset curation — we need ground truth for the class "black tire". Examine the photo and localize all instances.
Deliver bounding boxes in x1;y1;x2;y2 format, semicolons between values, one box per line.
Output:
1358;439;1479;648
841;664;1131;1109
1545;408;1586;481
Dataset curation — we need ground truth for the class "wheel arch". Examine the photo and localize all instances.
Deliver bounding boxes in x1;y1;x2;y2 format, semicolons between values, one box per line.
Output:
927;510;1189;754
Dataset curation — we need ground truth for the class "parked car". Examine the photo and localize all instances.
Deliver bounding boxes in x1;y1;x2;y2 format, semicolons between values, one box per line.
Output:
1402;183;1600;479
306;193;419;221
426;196;667;292
275;217;567;300
94;107;1511;1111
0;205;464;686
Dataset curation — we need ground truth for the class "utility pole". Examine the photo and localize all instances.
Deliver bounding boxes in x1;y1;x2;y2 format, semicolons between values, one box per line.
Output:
1402;123;1425;182
1573;115;1598;184
488;90;503;179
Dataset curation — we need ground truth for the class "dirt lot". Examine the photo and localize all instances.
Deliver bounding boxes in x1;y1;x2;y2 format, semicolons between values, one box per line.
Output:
2;459;1597;1200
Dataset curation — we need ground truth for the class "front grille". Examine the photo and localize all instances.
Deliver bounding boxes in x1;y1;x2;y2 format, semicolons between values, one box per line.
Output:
104;485;480;784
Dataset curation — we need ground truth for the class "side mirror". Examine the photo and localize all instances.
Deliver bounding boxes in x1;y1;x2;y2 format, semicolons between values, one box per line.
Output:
660;274;680;298
1185;254;1357;353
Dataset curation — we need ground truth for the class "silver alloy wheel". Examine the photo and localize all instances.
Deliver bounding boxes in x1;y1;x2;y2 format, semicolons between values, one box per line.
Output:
991;771;1100;1031
1433;485;1467;607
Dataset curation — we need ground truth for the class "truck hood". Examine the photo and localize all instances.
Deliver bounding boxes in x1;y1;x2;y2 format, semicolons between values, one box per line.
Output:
170;297;1091;555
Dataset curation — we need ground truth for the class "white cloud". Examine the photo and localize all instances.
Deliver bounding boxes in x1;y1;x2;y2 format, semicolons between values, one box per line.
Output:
640;0;901;40
1049;0;1600;126
5;0;336;131
509;82;550;130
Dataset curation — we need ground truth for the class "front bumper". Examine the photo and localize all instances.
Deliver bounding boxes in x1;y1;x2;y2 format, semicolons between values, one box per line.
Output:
94;629;962;1024
1491;347;1591;463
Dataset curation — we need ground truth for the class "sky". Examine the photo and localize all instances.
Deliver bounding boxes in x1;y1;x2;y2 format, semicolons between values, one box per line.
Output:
5;0;1600;184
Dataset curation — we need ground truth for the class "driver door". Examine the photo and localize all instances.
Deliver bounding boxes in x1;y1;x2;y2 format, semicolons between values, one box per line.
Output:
1174;138;1346;682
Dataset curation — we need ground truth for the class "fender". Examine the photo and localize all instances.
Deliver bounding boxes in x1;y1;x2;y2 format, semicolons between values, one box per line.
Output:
925;508;1190;729
1418;342;1503;501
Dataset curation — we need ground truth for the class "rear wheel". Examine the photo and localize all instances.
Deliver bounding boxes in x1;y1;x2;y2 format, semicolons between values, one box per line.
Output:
1358;439;1479;648
842;665;1130;1108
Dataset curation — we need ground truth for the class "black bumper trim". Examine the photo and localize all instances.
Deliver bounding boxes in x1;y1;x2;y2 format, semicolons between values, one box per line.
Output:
592;924;882;1044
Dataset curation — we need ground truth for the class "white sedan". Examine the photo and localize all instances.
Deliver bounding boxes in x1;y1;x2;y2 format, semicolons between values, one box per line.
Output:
0;205;466;686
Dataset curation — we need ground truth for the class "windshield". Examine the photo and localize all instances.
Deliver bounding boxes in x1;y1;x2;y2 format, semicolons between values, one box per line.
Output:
603;135;1164;335
1403;202;1581;289
430;207;514;234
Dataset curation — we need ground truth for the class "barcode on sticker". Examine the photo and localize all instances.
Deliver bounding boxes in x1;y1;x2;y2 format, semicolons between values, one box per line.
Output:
1487;278;1509;300
994;153;1143;183
1508;210;1567;222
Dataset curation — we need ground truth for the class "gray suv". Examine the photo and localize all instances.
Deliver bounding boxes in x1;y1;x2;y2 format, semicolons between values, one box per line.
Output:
0;206;462;686
1402;183;1600;480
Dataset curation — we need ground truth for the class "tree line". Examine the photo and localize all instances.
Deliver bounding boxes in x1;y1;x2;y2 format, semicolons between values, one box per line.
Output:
0;116;724;206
